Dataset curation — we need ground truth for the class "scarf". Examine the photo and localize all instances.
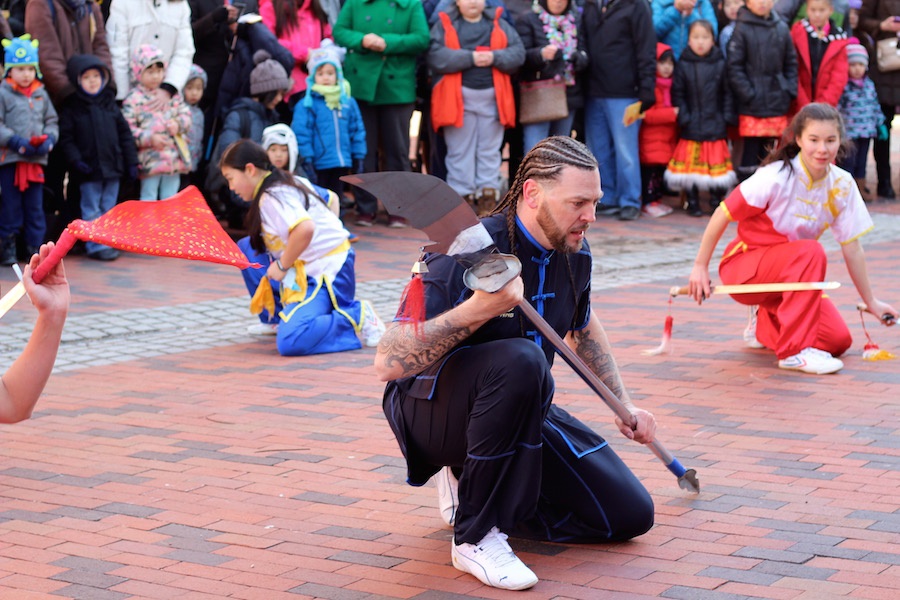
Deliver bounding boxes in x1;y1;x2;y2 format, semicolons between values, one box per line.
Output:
536;6;578;85
6;78;42;97
656;75;673;107
311;83;343;111
63;0;91;22
849;76;866;87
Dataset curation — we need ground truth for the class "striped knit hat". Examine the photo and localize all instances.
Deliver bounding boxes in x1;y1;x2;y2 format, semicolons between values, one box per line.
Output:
847;38;868;67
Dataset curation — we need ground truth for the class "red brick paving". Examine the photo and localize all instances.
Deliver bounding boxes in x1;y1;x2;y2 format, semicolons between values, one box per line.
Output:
0;188;898;599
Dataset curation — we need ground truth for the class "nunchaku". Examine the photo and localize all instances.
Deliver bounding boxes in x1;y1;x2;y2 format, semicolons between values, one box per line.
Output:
343;171;701;494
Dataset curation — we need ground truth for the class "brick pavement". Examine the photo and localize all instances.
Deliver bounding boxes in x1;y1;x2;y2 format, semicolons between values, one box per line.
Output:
0;194;898;599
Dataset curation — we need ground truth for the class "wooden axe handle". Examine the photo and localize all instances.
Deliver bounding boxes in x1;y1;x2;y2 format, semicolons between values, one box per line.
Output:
669;281;841;297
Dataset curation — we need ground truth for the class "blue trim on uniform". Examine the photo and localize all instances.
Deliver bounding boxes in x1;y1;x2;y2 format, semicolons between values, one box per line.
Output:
545;419;608;458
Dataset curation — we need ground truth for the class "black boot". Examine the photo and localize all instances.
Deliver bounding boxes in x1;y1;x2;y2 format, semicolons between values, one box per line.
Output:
684;186;703;217
1;235;17;266
708;191;724;212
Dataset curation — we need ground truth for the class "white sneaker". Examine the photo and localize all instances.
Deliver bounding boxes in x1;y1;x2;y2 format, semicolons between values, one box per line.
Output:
451;527;538;591
359;301;386;347
743;305;765;349
641;201;674;218
247;323;278;336
778;347;844;374
434;466;459;526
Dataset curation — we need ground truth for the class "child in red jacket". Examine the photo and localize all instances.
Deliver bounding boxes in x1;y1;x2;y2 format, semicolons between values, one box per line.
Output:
639;43;677;218
790;0;849;113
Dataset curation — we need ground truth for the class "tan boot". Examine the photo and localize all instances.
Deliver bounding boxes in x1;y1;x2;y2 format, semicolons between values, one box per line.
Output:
855;178;873;202
476;188;498;216
463;193;477;212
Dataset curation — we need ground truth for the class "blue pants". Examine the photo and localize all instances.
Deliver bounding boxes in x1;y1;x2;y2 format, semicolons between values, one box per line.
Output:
522;113;576;154
839;137;871;180
384;338;654;545
0;164;45;245
140;174;181;201
584;97;642;210
239;237;363;356
80;178;120;254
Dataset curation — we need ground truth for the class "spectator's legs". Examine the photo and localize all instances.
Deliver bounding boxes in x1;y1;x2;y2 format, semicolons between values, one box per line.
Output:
0;164;23;240
140;176;162;201
522;122;552;155
356;101;381;217
444;91;483;197
21;182;45;250
603;97;642;211
584;97;618;209
874;103;895;199
467;87;503;194
159;174;181;200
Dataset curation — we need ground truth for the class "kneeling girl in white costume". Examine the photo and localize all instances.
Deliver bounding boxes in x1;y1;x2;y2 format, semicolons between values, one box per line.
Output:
219;139;384;356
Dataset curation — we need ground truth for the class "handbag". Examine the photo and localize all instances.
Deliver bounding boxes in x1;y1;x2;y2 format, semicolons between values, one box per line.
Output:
876;37;900;73
518;78;568;125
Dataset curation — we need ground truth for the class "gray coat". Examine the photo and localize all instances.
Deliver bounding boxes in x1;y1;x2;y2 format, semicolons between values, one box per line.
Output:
0;80;59;167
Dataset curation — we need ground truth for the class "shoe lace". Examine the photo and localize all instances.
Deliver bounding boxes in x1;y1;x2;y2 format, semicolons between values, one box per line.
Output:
476;528;517;567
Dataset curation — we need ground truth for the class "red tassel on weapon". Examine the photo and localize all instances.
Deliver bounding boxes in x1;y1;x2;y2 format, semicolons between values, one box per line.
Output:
643;295;674;356
397;254;428;337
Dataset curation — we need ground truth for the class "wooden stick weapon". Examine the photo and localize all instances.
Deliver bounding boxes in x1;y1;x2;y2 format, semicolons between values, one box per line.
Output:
668;281;840;297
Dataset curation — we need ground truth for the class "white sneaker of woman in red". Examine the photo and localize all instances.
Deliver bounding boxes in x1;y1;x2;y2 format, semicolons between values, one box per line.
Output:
451;527;538;590
778;347;843;374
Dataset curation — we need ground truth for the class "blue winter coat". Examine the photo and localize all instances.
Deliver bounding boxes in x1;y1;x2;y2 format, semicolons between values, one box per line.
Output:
291;92;366;170
652;0;718;59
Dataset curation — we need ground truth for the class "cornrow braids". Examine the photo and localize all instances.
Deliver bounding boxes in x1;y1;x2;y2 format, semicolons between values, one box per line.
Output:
490;136;598;254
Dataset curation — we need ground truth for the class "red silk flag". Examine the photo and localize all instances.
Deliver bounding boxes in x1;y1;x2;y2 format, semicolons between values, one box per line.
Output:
33;186;258;283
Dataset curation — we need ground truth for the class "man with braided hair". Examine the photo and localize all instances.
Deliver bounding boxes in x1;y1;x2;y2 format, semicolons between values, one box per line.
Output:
374;136;656;591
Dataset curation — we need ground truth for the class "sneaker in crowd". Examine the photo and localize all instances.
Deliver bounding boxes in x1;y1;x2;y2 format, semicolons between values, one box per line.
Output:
355;213;375;227
618;206;640;221
359;301;386;347
348;231;360;243
778;347;843;374
451;527;538;590
247;322;278;336
387;215;408;228
743;305;765;349
596;204;620;216
434;466;459;527
641;201;673;218
87;248;120;261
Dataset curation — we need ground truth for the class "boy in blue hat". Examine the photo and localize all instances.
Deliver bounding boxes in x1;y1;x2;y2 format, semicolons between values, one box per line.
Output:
0;34;59;265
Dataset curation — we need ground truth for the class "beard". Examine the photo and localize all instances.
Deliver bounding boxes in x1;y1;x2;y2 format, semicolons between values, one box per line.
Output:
536;201;587;254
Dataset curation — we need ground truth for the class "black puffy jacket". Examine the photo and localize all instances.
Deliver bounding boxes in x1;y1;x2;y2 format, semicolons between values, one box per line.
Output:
581;0;657;107
672;45;735;141
57;54;138;181
726;7;798;117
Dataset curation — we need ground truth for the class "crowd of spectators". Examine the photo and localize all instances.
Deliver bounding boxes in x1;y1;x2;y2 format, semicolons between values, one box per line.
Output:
0;0;897;264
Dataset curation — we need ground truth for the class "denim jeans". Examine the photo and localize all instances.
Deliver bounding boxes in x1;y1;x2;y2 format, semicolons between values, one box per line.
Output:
522;113;576;154
584;97;641;210
80;178;120;254
140;174;181;201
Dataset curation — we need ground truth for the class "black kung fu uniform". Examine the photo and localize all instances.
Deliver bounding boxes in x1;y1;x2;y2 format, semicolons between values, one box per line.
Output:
382;212;654;545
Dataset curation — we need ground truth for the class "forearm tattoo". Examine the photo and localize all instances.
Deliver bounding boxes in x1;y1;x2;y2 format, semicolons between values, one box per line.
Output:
381;316;474;379
573;326;626;400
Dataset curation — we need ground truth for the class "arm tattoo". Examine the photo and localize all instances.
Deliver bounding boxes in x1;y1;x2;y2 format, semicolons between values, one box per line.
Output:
572;326;626;400
381;315;474;379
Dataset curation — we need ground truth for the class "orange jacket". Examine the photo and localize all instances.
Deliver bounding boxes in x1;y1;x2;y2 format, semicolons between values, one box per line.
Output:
431;9;516;130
